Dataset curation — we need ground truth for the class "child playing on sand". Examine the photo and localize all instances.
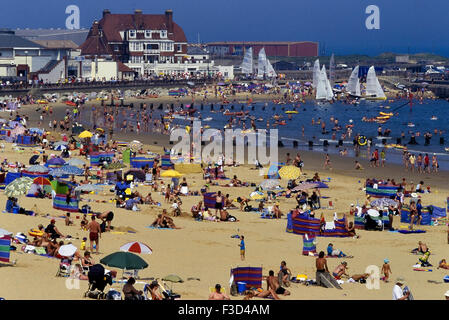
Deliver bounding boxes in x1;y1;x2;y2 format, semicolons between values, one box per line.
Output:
381;259;392;282
65;212;73;226
80;214;88;230
239;236;245;261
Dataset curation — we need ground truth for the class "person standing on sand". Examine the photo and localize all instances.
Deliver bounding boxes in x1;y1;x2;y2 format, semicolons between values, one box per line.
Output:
239;235;245;261
381;259;392;282
323;154;332;170
392;277;410;300
315;251;330;287
87;216;101;254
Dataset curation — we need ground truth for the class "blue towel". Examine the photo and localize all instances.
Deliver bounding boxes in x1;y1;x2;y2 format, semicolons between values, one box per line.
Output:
145;226;173;230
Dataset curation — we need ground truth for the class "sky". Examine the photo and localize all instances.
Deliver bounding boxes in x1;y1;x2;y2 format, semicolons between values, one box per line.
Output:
3;0;449;56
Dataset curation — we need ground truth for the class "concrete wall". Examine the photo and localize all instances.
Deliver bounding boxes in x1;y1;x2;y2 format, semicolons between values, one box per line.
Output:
91;60;117;81
38;60;65;83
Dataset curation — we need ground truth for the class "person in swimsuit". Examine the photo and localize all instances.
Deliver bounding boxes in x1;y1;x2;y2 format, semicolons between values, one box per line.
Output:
215;191;223;217
97;211;114;231
265;270;289;299
123;277;143;300
333;262;349;279
86;215;101;254
279;261;292;287
208;284;230;300
315;251;330;287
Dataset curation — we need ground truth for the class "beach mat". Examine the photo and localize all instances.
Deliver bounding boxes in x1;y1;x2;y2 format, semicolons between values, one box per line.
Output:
398;230;426;234
413;268;432;272
146;226;174;230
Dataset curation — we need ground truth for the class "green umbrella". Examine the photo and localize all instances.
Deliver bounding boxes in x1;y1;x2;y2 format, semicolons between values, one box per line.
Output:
162;274;184;283
100;251;148;270
5;177;33;197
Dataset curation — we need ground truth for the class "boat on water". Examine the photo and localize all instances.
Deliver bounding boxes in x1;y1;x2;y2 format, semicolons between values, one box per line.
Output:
257;48;277;79
346;66;361;98
285;110;299;114
431;116;438;120
315;65;334;101
203;117;213;121
364;66;387;101
407;123;415;127
241;47;253;75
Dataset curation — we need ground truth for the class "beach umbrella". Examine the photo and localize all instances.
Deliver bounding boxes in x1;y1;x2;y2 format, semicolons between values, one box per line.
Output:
10;125;25;137
54;165;84;175
33;177;52;194
124;169;146;181
26;165;50;173
100;251;149;270
58;244;78;257
67;158;85;166
262;164;281;179
370;198;397;208
74;184;103;192
0;228;12;237
367;209;380;217
120;242;153;254
28;128;44;135
78;130;93;139
54;144;67;151
162;274;184;283
278;166;301;180
129;140;142;151
29;155;39;165
53;141;69;147
161;169;183;178
49;169;66;178
47;157;66;166
259;179;281;191
5;177;34;197
291;182;320;192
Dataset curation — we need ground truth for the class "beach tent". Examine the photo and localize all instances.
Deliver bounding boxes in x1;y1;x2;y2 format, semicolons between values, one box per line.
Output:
16;135;37;147
365;183;399;198
302;234;317;256
90;152;115;166
4;172;21;187
401;205;446;226
286;212;350;237
124;169;145;182
230;267;262;290
130;157;154;169
203;192;225;209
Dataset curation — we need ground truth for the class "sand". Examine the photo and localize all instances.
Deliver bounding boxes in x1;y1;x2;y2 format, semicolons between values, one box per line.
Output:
0;97;448;300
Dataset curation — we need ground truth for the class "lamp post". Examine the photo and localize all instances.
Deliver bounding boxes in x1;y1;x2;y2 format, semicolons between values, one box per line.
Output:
24;50;28;81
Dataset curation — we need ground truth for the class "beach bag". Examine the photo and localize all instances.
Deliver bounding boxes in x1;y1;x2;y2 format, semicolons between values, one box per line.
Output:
244;205;252;212
228;215;236;222
107;289;121;300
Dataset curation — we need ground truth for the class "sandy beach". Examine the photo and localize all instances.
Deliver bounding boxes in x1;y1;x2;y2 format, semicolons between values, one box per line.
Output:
1;96;448;301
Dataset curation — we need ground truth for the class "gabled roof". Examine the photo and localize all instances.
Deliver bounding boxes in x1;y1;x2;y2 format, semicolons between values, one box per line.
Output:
0;30;44;49
79;23;111;56
97;13;186;43
117;62;134;73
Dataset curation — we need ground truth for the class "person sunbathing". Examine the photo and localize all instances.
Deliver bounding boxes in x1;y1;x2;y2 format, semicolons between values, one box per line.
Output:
81;251;95;268
273;203;282;218
243;288;279;300
411;241;428;254
70;264;89;280
191;201;203;219
144;193;156;205
345;221;359;238
264;270;289;298
332;262;349;279
438;259;449;270
230;175;242;187
349;273;370;282
209;284;230;300
224;194;235;208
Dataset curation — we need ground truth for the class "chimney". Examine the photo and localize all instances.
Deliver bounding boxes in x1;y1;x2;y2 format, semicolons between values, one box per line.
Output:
103;9;110;18
165;9;173;34
134;9;143;29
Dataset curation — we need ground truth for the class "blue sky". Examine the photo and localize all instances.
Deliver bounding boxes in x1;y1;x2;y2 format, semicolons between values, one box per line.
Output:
4;0;449;56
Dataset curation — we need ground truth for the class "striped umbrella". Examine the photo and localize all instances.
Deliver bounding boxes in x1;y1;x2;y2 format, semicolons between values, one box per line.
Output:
120;242;153;254
291;182;320;192
5;177;34;197
278;166;302;180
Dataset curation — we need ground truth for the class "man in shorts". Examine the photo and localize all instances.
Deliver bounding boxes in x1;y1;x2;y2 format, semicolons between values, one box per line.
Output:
265;270;290;298
87;215;101;254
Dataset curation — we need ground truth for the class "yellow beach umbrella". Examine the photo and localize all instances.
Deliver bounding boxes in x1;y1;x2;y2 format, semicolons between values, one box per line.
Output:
250;191;264;200
161;169;183;178
78;130;93;138
278;165;301;180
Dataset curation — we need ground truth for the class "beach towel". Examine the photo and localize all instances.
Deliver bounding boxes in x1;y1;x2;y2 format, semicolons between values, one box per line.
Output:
145;226;174;230
231;267;263;290
413;268;432;272
398;229;426;234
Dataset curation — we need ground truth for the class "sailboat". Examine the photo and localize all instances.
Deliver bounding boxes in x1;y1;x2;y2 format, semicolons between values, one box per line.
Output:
365;66;386;101
329;53;335;88
346;65;361;97
316;65;334;101
241;47;253;75
312;59;320;88
257;48;276;79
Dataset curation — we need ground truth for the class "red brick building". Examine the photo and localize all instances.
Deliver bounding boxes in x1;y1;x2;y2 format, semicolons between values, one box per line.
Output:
206;41;318;57
80;9;188;64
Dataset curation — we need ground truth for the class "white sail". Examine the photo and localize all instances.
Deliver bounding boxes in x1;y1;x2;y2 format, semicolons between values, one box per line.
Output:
312;59;320;88
347;65;361;96
266;58;277;78
316;65;333;100
241;47;253;75
329;53;335;87
257;48;267;79
366;66;386;98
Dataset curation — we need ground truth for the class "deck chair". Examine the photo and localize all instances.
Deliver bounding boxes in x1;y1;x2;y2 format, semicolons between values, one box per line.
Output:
55;259;72;277
144;173;153;185
123;269;139;279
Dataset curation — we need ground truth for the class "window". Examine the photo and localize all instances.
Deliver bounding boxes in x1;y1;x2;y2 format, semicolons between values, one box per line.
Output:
129;30;136;38
145;30;152;38
131;56;142;63
177;44;182;52
114;45;119;52
160;30;167;38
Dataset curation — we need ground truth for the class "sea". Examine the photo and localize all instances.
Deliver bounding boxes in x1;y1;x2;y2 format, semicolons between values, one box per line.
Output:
78;98;449;170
